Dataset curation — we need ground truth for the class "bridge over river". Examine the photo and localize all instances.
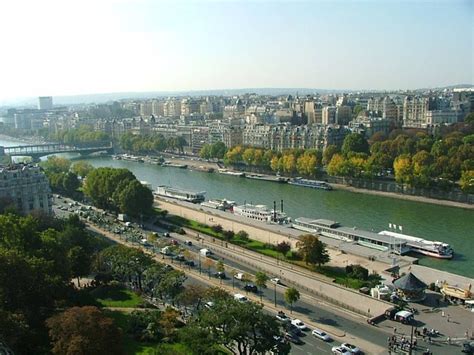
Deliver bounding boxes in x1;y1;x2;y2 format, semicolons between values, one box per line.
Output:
0;141;113;161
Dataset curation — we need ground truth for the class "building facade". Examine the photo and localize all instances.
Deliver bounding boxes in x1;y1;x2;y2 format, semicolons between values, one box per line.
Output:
0;164;52;215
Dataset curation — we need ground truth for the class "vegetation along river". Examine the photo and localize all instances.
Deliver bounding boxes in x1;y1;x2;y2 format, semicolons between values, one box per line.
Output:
1;137;472;278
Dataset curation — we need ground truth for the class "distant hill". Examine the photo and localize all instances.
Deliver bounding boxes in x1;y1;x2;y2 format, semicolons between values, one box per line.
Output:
2;84;473;107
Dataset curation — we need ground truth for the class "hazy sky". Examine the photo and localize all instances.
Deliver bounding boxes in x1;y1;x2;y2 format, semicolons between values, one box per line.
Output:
0;0;472;100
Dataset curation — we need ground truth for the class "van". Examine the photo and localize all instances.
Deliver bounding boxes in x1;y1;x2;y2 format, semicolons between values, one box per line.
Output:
234;294;248;303
200;248;211;257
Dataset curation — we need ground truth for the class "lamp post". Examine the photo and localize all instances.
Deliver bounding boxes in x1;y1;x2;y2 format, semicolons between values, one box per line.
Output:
274;283;277;307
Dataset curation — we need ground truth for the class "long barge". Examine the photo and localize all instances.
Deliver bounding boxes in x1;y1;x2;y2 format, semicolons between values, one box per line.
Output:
154;186;205;203
292;217;453;259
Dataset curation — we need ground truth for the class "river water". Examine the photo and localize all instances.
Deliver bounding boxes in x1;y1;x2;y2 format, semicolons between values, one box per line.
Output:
1;137;473;278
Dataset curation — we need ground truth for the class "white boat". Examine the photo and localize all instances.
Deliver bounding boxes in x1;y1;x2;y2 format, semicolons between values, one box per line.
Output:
288;177;332;190
200;199;236;210
292;217;453;258
155;185;205;203
217;169;245;177
378;230;453;259
233;203;291;224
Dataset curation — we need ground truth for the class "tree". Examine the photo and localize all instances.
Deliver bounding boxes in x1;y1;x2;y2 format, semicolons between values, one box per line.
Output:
68;246;91;287
41;156;71;174
393;154;413;185
322;145;339;166
114;180;154;217
46;306;123;355
222;230;234;241
236;230;249;242
62;172;81;197
342;133;369;156
275;241;291;256
254;272;269;301
210;142;227;159
199;144;212;159
159;307;180;341
216;260;225;273
460;170;474;193
71;161;94;178
190;297;287;355
203;258;215;279
296;234;330;267
284;287;300;313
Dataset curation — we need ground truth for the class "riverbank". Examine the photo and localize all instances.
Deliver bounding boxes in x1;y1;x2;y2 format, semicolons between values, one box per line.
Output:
163;154;474;210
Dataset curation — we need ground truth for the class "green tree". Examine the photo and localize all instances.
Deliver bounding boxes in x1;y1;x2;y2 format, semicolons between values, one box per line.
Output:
199;144;212;159
210;142;227;159
41;156;71;174
342;133;369;156
275;241;291;256
254;272;269;301
62;172;81;197
322;145;339;166
46;306;123;355
284;287;300;313
71;161;94;178
115;180;154;217
296;234;330;266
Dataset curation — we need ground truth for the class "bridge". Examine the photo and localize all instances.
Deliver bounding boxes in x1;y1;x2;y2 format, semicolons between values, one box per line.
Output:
0;142;114;161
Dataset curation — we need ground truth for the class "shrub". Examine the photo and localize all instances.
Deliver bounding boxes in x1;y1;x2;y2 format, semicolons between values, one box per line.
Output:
275;241;291;255
211;224;223;233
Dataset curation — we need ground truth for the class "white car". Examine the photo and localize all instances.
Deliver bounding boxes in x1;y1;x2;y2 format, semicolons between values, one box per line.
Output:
331;346;349;354
233;293;248;302
312;329;331;341
291;319;308;330
234;273;244;280
270;277;281;284
204;301;214;309
341;343;361;353
276;311;290;323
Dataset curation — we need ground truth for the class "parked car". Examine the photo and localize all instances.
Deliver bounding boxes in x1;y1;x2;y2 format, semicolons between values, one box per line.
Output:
234;293;248;303
234;272;244;280
270;277;281;285
173;254;185;261
291;319;308;330
312;329;331;341
331;346;349;354
184;260;196;267
341;343;361;354
243;283;258;293
214;272;226;279
284;332;303;345
276;311;291;323
394;310;414;324
184;240;193;246
204;301;214;309
284;323;302;336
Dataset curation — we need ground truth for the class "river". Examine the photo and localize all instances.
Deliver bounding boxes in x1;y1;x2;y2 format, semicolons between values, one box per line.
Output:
1;137;473;278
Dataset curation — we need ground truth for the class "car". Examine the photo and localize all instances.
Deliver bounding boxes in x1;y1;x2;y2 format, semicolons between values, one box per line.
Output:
276;311;291;323
234;272;244;280
270;278;281;285
163;232;171;238
284;323;302;336
331;346;349;354
284;332;303;345
291;319;308;330
233;293;248;302
173;254;185;261
341;343;361;354
171;239;179;246
214;272;226;279
184;260;195;267
243;283;258;293
312;329;331;341
184;240;193;246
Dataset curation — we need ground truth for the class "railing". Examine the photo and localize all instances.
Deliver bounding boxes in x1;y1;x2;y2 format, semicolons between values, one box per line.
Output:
1;141;112;156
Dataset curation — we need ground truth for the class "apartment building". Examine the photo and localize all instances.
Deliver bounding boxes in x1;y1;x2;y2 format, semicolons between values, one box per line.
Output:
0;164;52;215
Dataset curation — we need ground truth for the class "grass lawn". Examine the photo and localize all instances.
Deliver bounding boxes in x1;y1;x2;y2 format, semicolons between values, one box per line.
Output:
91;284;145;308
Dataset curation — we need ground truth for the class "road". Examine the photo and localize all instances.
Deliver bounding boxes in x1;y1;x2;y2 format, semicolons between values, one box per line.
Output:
52;198;455;354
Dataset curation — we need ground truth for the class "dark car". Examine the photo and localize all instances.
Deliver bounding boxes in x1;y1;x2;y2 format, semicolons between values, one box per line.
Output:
243;283;258;293
284;323;302;336
284;332;303;345
173;254;185;262
184;260;196;267
214;272;226;279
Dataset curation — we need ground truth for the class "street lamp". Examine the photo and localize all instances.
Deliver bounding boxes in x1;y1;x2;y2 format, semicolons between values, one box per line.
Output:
274;283;277;307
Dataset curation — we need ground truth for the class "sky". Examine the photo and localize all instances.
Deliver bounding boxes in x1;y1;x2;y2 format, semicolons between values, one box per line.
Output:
0;0;472;101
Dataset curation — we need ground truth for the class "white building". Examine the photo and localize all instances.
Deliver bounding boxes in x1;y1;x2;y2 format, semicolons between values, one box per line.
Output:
0;164;52;215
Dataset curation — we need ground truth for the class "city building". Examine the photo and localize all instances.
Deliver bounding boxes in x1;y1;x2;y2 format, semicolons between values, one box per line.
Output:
38;96;53;110
0;164;52;215
322;106;336;125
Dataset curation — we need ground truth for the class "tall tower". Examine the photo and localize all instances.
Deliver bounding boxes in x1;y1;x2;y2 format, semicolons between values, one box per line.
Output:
38;96;53;110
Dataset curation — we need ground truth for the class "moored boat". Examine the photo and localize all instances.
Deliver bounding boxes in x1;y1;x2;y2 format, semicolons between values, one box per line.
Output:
288;177;332;190
155;185;205;203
